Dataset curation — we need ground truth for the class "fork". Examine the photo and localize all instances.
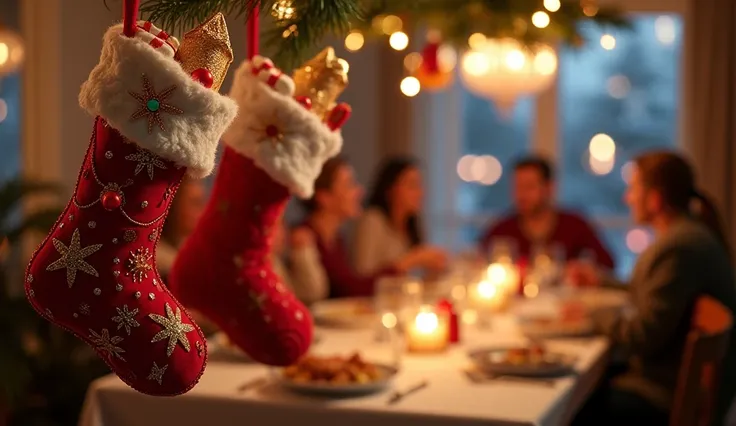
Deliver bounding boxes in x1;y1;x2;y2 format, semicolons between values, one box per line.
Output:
386;380;429;405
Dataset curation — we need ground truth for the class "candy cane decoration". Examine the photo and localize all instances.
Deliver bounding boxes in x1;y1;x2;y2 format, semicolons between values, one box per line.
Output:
123;0;140;38
135;21;180;57
247;3;260;59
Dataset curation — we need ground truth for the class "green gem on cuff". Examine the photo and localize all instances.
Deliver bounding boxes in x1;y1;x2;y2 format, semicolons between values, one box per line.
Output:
146;99;160;112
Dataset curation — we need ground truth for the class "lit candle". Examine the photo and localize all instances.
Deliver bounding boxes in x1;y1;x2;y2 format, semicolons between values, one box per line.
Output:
486;262;521;295
405;306;449;353
468;279;509;313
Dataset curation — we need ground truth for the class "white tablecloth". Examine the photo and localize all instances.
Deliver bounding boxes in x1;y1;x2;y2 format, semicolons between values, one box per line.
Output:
79;316;610;426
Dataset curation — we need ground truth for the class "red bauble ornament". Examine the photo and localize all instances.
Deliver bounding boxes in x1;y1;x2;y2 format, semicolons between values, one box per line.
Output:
191;68;214;89
100;190;122;210
438;298;459;343
413;38;454;91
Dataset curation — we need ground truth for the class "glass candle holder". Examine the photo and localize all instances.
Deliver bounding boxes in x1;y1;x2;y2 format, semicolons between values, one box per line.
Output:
405;305;450;353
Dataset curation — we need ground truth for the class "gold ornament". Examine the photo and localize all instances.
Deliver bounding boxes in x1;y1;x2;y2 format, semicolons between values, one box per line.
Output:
149;303;195;357
126;247;153;283
175;13;234;92
46;228;103;288
292;47;349;120
147;362;168;385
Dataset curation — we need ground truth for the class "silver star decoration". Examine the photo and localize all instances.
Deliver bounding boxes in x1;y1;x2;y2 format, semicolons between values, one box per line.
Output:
147;362;168;385
149;303;195;357
89;329;126;360
125;148;167;180
46;228;103;288
112;305;140;335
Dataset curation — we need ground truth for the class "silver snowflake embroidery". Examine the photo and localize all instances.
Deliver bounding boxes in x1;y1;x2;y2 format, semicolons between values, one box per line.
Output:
89;328;126;360
125;148;167;180
79;303;91;316
147;362;167;385
46;228;103;288
149;303;195;357
112;305;140;335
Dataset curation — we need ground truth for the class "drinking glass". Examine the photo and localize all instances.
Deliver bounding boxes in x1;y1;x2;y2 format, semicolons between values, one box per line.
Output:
374;276;423;341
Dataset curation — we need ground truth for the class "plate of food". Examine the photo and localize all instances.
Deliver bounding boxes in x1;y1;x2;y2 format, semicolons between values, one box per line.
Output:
468;344;577;378
311;298;377;329
276;352;398;396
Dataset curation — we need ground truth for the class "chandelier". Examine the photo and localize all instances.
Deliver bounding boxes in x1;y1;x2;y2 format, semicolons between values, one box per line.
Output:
459;37;557;111
0;26;25;76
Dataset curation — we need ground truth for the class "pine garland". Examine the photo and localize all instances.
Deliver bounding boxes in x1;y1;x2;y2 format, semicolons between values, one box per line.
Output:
105;0;628;67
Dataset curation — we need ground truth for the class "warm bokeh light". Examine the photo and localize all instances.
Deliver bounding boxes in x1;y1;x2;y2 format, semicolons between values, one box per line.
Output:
589;133;616;161
381;312;398;328
486;264;507;283
626;228;652;253
344;31;365;52
459;39;557;106
607;74;631;99
477;280;498;299
0;43;7;66
0;99;7;123
400;76;421;97
531;11;551;29
523;283;539;298
415;311;439;333
543;0;561;12
478;155;503;185
437;45;458;72
404;52;423;72
468;33;487;50
600;34;616;50
270;1;296;20
589;156;615;175
583;5;599;17
621;161;634;183
381;15;403;34
457;155;476;182
655;15;677;45
389;31;409;51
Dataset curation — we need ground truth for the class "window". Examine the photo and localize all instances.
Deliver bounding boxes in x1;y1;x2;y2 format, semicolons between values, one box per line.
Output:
417;10;685;278
0;74;21;182
558;15;683;276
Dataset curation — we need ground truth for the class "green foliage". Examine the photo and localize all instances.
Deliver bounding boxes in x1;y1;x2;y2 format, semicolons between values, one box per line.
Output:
0;177;108;426
103;0;628;68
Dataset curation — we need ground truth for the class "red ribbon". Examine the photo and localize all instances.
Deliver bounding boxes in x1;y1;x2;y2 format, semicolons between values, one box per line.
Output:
122;0;140;38
247;3;260;59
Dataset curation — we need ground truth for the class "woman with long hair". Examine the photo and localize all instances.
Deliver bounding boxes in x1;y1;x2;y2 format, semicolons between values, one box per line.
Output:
295;156;445;298
353;157;447;276
568;151;736;426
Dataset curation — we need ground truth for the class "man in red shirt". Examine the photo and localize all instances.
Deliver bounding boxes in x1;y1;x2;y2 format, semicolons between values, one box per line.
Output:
478;156;615;269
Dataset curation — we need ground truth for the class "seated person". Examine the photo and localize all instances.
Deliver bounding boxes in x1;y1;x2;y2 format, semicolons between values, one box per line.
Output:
270;214;329;305
294;156;446;298
567;152;736;426
353;157;447;277
479;155;614;269
157;177;206;281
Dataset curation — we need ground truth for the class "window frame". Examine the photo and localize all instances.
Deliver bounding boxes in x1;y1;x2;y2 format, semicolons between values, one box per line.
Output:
413;0;690;254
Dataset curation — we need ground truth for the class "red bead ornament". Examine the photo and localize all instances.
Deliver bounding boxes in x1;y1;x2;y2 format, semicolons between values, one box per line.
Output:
191;68;214;89
437;299;459;343
101;190;122;211
295;96;312;110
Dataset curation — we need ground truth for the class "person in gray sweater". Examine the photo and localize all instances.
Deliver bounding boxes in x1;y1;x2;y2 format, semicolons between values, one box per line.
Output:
567;151;736;426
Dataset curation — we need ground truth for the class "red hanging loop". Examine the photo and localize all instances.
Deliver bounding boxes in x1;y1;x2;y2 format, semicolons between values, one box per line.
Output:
246;3;260;59
123;0;141;38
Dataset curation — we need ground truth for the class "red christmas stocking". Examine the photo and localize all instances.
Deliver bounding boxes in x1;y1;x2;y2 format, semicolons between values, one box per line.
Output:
24;19;237;396
170;52;350;366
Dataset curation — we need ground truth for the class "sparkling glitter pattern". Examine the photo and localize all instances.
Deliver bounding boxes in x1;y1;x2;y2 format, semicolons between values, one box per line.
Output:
112;305;141;335
125;147;167;180
147;362;167;385
89;328;126;360
126;248;153;283
292;47;349;119
45;228;103;288
175;13;234;92
149;303;195;357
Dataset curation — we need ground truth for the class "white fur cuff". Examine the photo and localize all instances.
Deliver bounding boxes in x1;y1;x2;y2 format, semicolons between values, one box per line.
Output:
222;60;343;198
79;24;238;178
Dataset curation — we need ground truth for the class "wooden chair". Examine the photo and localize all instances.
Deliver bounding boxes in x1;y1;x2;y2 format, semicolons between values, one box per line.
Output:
670;296;733;426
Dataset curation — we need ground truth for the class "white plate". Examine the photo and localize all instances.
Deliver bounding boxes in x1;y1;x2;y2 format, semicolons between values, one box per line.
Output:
207;332;253;363
274;364;398;396
468;348;576;377
311;297;377;329
518;317;595;338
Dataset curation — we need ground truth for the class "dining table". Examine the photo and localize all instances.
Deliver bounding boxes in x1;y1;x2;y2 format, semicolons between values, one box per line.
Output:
79;303;612;426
